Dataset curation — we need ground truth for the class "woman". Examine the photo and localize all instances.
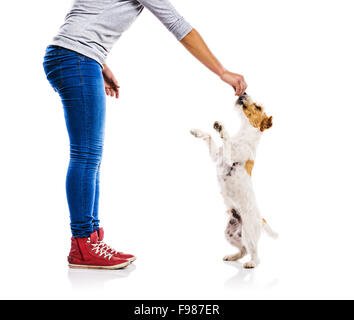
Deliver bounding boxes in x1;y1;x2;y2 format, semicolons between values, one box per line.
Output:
43;0;247;270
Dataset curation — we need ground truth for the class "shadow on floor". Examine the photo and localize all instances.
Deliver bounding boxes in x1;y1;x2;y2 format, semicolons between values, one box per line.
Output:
67;263;136;289
223;261;279;289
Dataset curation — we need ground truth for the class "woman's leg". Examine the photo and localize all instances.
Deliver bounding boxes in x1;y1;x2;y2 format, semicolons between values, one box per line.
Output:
63;57;105;237
53;52;106;238
44;47;136;268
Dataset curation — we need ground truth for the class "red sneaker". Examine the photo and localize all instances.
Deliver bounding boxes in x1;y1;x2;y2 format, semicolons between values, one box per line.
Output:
97;228;136;263
68;231;130;269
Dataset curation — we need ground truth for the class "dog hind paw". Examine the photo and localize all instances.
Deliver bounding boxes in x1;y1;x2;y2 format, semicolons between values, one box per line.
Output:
223;254;242;261
243;261;257;269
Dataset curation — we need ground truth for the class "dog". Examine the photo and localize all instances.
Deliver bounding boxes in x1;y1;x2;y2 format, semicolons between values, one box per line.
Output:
190;93;277;269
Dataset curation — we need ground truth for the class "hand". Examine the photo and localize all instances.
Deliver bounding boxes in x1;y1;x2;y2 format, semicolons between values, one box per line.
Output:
180;30;247;96
220;70;247;96
102;64;120;99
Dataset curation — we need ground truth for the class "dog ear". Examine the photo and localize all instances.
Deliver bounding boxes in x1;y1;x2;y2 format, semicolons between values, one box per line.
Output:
260;116;273;132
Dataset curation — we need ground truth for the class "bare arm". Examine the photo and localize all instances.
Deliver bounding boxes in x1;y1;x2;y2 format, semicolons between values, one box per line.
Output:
103;1;246;99
180;29;247;96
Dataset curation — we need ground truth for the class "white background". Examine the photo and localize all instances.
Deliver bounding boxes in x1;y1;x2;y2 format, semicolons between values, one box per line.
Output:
0;0;353;299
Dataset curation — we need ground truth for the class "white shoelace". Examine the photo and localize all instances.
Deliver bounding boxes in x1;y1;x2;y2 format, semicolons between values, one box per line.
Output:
97;241;121;255
87;239;113;260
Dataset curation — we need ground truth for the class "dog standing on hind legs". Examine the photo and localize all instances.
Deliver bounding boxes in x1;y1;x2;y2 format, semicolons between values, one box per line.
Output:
190;93;278;269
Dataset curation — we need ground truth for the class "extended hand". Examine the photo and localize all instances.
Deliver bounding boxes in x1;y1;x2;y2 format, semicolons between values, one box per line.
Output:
180;29;248;97
220;70;247;96
102;64;120;99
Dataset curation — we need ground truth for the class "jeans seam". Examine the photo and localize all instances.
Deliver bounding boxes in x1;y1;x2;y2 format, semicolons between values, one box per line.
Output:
78;56;92;230
78;57;84;85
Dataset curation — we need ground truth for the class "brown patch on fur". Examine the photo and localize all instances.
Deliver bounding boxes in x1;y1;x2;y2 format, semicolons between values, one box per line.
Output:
245;160;254;176
260;116;273;132
242;101;273;131
262;218;267;224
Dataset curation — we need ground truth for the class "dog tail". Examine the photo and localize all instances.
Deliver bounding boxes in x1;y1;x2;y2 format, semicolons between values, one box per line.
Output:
261;218;278;239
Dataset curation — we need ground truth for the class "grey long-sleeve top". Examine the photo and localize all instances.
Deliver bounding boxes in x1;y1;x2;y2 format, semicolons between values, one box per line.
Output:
50;0;193;67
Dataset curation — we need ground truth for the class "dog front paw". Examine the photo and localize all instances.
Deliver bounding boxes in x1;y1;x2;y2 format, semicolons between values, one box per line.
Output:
213;121;223;133
190;129;211;141
213;121;225;138
190;129;203;138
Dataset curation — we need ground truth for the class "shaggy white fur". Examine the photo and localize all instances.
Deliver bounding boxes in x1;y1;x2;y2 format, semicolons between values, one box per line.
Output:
191;93;278;269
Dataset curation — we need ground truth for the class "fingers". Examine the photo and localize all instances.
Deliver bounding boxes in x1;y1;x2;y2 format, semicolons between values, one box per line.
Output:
106;87;114;97
234;77;248;96
102;66;120;99
105;86;120;99
233;79;243;96
113;86;119;99
234;81;242;96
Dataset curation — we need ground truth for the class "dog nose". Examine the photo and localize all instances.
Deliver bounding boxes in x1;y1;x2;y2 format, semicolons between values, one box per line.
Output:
240;92;248;99
237;96;245;104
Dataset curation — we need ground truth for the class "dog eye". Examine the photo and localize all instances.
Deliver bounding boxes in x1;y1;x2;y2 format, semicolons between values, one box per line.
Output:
255;106;262;111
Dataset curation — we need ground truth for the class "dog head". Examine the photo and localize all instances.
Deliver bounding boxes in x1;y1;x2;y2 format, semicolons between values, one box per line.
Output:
235;93;273;132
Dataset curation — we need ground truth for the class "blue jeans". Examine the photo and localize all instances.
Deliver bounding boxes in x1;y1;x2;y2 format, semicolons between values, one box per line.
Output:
43;45;106;238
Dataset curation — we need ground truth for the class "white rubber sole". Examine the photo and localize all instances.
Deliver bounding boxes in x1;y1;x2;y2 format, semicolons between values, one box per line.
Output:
127;257;136;263
68;261;130;270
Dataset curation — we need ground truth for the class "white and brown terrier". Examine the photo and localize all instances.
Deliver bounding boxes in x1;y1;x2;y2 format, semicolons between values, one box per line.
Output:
190;93;277;269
